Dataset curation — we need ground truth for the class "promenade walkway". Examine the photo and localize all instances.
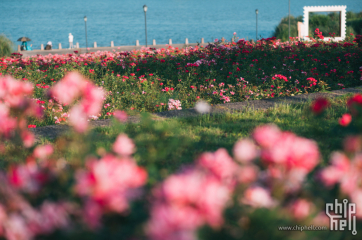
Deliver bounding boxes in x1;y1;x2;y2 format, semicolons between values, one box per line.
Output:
17;43;202;57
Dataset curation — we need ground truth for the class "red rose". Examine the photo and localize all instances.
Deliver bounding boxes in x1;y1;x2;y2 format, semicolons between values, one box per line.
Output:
311;98;329;115
339;114;352;127
347;94;362;115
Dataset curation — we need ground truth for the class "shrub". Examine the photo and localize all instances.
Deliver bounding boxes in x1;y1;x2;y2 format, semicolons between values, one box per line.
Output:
0;34;14;57
273;11;362;40
272;15;302;42
0;37;361;128
347;19;362;35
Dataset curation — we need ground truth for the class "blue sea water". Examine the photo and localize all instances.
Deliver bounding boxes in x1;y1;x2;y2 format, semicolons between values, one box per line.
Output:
0;0;361;50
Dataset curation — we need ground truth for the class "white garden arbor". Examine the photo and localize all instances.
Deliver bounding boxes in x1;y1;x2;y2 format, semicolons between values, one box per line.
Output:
301;5;347;41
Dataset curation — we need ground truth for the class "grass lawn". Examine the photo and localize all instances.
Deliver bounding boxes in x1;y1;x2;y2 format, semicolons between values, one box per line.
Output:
11;93;349;183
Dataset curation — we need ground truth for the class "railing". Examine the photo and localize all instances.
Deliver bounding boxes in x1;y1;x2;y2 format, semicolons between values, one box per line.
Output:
17;38;212;51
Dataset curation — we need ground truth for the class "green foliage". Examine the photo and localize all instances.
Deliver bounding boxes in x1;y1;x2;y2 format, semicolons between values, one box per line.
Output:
0;34;14;57
308;12;341;37
347;19;362;35
272;15;302;42
273;11;362;40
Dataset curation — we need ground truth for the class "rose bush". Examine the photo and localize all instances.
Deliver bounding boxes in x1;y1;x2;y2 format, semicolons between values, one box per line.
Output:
1;70;362;240
0;33;361;127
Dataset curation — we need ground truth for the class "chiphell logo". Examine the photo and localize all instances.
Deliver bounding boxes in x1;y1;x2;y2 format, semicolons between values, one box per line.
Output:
326;199;357;235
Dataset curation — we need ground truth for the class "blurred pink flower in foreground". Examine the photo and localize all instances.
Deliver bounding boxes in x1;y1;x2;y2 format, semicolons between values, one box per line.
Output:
350;190;362;219
318;147;362;218
147;146;238;240
3;214;32;240
233;138;258;163
260;131;320;172
250;124;320;193
8;160;48;194
80;83;104;116
0;104;17;137
319;151;362;206
68;104;88;133
238;165;259;184
147;168;232;240
319;152;350;187
113;133;136;156
35;201;71;234
21;131;35;148
0;199;72;239
159;170;231;226
33;144;54;160
241;186;276;208
0;77;40;148
51;71;105;132
0;75;33;108
197;148;238;182
51;72;87;105
147;203;203;240
288;199;314;220
75;154;147;215
253;124;281;148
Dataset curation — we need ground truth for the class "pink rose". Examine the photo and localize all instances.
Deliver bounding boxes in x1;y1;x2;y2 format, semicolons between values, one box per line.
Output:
238;165;259;184
0;75;33;107
350;190;362;219
68;104;88;133
80;83;104;115
21;130;35;148
289;199;314;220
51;72;87;105
112;134;136;156
75;154;147;213
241;186;276;208
33;144;54;160
197;148;237;181
233;139;258;163
252;124;281;148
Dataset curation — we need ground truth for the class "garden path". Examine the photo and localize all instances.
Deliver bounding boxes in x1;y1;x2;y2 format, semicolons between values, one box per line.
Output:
31;86;362;141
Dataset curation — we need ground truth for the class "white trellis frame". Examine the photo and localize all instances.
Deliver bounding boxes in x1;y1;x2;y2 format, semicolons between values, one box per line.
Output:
302;5;347;41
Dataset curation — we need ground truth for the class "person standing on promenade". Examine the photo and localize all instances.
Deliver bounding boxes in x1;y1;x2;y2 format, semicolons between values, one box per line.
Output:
45;41;52;50
69;33;74;49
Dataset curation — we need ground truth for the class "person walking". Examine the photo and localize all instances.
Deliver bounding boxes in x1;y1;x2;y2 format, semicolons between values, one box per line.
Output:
69;33;74;49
